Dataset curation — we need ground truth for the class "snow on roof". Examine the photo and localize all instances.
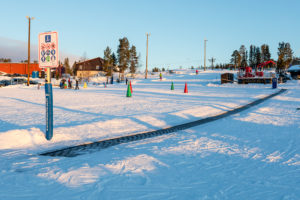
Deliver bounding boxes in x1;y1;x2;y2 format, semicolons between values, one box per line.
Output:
288;65;300;71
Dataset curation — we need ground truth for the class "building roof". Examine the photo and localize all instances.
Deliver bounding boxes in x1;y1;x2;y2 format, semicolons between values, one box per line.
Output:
76;57;104;65
288;65;300;72
75;57;104;71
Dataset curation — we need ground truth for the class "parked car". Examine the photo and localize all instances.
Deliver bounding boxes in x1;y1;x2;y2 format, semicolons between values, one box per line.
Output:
278;72;291;83
11;78;26;85
29;80;39;85
0;80;12;86
12;73;22;77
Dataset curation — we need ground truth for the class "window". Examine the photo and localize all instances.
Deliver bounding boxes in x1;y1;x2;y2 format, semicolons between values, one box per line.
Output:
79;65;82;70
96;65;100;70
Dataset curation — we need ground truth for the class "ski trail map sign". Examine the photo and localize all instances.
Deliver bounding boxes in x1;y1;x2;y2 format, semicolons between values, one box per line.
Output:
39;31;58;68
38;31;58;141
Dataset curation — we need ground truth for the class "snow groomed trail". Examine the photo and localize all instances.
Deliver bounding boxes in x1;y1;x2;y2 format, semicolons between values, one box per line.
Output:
40;89;287;157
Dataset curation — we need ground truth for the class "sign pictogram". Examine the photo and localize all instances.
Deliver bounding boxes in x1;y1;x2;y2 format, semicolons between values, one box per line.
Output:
45;35;51;43
41;43;46;51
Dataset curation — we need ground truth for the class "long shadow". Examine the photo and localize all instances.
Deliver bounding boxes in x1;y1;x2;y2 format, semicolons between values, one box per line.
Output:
2;96;117;119
39;89;287;157
0;119;26;132
0;88;282;138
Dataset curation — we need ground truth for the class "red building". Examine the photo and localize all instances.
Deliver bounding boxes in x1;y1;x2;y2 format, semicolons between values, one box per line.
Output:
0;63;41;75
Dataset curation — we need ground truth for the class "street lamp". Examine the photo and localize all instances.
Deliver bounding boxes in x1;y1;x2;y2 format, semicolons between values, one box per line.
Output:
26;16;34;86
145;33;150;79
204;39;207;71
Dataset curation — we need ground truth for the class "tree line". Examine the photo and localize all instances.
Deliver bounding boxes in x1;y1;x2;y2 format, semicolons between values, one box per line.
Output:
0;58;12;63
71;37;140;78
106;37;140;78
230;42;294;72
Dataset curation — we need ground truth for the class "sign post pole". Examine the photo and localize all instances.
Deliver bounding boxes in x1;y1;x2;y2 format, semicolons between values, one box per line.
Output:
45;68;53;140
39;31;58;141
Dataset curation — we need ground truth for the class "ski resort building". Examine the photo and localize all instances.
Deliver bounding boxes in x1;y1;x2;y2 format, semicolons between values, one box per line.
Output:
75;57;104;78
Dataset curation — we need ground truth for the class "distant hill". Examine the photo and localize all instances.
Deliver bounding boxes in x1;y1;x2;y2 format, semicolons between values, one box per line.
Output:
0;36;80;65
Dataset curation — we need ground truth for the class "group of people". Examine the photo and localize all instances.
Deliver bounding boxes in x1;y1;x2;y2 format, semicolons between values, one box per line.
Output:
59;78;79;90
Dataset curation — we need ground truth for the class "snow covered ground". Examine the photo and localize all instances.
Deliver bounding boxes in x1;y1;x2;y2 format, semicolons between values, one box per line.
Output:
0;70;299;199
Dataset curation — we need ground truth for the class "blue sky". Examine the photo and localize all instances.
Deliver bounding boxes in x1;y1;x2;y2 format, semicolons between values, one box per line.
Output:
0;0;299;70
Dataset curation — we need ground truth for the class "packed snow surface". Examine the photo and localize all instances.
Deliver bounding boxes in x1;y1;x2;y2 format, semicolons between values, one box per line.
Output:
0;70;299;199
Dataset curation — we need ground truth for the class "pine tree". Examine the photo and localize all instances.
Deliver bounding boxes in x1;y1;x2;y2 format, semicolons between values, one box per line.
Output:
117;37;130;79
129;45;138;77
249;45;255;68
261;44;271;62
152;67;160;72
64;57;72;75
111;53;117;68
72;62;78;76
239;45;248;67
230;50;241;70
0;58;11;63
104;46;112;75
254;47;261;69
277;42;293;73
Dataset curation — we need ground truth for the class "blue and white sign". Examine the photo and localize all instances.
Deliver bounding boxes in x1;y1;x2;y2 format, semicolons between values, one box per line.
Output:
45;35;51;43
39;31;58;68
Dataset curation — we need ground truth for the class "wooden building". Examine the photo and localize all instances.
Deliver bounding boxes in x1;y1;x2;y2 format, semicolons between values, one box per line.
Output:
75;57;104;78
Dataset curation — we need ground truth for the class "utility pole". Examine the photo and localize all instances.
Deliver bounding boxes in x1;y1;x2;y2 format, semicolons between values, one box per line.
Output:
208;57;216;70
145;33;150;79
204;39;207;71
26;16;34;86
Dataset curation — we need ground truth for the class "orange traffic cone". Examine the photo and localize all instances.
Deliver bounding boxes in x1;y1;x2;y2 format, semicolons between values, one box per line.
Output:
184;82;188;93
130;81;133;93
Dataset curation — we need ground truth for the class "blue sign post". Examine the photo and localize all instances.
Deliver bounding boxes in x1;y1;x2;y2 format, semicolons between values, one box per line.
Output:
45;83;53;140
272;77;277;89
39;32;58;140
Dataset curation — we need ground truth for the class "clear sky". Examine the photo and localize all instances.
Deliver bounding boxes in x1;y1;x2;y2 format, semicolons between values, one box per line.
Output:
0;0;299;70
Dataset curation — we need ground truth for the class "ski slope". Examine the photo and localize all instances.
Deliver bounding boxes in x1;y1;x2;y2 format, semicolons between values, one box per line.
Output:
0;70;299;199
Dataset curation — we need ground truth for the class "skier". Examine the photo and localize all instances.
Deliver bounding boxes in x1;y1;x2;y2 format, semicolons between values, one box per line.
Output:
111;76;114;84
159;72;162;80
68;78;72;89
75;79;79;90
59;80;63;89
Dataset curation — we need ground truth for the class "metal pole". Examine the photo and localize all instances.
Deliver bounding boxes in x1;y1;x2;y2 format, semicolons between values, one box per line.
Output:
145;33;150;79
47;67;51;83
204;39;207;71
45;67;53;140
27;18;31;86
